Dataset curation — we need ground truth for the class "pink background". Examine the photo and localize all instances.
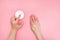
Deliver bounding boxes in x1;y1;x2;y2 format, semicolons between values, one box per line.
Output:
0;0;60;40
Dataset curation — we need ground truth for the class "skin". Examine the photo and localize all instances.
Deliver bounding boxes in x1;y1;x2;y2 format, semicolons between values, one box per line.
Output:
30;15;43;40
8;16;23;40
8;15;43;40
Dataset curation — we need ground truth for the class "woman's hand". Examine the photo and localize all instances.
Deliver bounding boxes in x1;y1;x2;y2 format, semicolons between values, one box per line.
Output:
10;16;23;31
30;15;43;40
8;16;23;40
30;15;40;33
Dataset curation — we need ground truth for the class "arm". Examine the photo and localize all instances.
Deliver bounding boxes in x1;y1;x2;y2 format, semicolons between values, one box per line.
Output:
30;15;43;40
34;30;43;40
8;16;23;40
8;29;17;40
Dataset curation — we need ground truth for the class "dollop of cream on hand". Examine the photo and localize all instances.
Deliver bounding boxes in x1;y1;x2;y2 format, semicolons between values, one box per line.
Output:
15;10;24;19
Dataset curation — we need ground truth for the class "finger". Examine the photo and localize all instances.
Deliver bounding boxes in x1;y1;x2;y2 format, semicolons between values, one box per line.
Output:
32;16;35;23
10;16;16;22
33;15;36;23
35;17;39;22
33;15;39;23
19;22;24;27
30;15;34;25
34;16;38;21
17;19;21;25
31;15;36;23
18;22;24;28
17;15;20;19
31;15;35;22
16;15;20;22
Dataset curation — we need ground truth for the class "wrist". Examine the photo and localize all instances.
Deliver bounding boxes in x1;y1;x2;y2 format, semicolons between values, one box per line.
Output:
11;28;17;32
33;30;43;40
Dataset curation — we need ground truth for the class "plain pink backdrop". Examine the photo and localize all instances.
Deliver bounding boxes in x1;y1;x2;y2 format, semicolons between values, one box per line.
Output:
0;0;60;40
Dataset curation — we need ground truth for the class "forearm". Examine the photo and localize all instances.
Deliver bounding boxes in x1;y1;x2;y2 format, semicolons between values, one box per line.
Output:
8;29;17;40
34;30;43;40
